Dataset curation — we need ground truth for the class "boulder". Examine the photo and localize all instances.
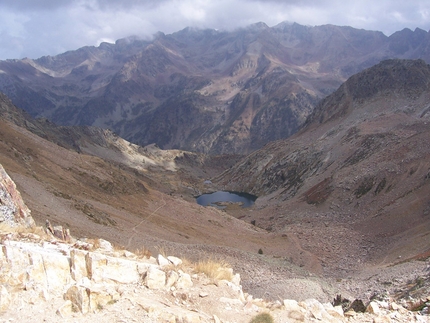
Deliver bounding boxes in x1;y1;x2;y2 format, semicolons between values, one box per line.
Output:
166;270;179;289
86;252;141;284
157;254;170;267
167;256;182;267
64;285;90;314
367;301;381;315
70;249;88;282
145;266;166;290
175;272;193;289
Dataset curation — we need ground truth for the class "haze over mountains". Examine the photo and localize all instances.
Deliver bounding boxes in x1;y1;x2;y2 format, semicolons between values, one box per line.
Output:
1;22;430;154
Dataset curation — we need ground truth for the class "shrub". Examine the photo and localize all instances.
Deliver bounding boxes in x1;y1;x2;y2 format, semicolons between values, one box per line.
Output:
249;313;274;323
258;248;263;254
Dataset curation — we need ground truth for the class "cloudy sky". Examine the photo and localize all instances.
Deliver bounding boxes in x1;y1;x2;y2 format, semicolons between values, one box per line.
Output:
1;0;429;60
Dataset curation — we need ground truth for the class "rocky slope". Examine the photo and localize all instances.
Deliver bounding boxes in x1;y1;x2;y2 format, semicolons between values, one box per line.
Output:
0;59;430;321
1;163;429;322
215;59;430;277
1;23;430;154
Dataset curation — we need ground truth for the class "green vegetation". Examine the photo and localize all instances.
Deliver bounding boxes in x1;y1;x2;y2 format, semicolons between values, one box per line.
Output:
249;313;274;323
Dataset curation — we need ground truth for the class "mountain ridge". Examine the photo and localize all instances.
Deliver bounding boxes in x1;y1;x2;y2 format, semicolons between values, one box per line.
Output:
2;22;430;154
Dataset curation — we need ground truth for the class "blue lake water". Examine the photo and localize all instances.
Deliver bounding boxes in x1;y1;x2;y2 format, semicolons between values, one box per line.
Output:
196;191;257;208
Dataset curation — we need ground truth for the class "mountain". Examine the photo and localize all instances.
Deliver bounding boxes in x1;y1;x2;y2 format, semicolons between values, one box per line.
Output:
1;59;430;306
214;59;430;274
1;23;430;154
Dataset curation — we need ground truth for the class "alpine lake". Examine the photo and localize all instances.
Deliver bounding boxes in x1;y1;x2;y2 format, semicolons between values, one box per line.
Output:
196;191;257;209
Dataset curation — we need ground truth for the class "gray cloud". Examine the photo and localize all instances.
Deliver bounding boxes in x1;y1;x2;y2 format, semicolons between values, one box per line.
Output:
0;0;429;60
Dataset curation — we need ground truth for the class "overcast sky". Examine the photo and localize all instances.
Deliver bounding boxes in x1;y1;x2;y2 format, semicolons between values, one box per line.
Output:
1;0;429;60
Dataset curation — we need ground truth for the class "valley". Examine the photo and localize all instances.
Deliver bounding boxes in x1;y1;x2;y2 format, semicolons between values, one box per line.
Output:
0;22;430;321
0;59;429;308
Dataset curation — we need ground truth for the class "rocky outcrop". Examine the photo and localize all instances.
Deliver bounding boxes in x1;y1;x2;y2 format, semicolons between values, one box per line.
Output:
0;163;34;228
1;231;428;322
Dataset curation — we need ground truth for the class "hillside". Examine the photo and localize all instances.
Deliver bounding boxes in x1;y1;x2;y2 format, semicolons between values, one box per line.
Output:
215;59;430;276
1;164;428;322
1;23;430;154
0;57;430;321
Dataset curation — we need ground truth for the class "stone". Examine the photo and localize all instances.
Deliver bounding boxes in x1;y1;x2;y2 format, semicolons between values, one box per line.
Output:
165;270;179;289
301;299;334;321
145;266;166;289
86;252;141;284
96;239;114;253
0;285;11;312
231;273;241;286
70;249;88;282
284;300;305;322
64;285;90;314
27;252;48;289
56;300;74;318
367;301;381;315
348;299;366;313
157;254;170;267
40;251;72;291
175;272;193;289
167;256;182;266
87;284;120;311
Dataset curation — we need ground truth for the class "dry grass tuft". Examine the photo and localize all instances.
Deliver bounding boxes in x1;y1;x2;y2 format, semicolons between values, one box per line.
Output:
134;246;152;259
194;258;234;282
0;223;50;240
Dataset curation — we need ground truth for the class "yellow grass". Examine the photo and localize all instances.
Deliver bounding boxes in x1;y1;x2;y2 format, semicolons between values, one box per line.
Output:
194;258;234;282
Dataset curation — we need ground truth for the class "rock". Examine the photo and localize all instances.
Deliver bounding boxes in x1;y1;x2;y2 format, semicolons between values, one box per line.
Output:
44;251;72;291
0;285;11;312
86;252;141;284
167;256;182;266
231;273;241;286
284;299;305;321
175;272;193;289
56;300;74;318
70;249;88;282
348;299;366;313
0;164;35;228
165;270;179;289
64;285;90;314
86;284;120;311
96;239;114;253
145;266;166;290
323;302;344;318
157;254;170;267
301;298;335;321
367;301;381;315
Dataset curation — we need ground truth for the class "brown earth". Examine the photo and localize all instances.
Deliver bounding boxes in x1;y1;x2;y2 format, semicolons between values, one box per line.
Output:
0;99;429;307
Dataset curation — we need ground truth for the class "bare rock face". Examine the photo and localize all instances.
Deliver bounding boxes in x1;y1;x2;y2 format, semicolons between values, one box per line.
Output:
0;163;34;228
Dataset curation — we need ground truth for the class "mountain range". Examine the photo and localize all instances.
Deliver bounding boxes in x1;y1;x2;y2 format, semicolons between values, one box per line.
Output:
1;22;430;154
